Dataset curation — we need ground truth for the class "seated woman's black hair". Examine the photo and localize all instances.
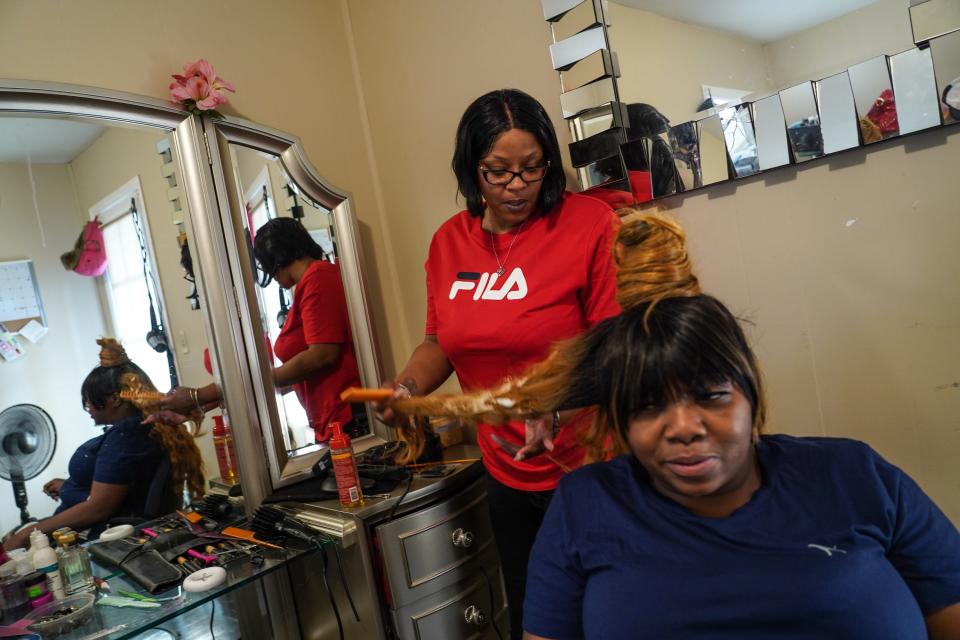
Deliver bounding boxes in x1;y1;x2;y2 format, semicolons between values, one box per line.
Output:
624;103;680;196
252;217;326;287
81;361;151;412
563;295;764;434
452;89;566;218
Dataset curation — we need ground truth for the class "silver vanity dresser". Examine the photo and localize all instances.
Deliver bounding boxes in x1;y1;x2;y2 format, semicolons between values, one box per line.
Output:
283;445;508;640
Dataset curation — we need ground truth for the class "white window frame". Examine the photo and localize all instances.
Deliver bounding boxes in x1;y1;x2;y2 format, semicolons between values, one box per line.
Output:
89;175;177;391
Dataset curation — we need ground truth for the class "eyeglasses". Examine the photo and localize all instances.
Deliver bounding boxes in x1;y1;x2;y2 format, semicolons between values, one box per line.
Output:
479;160;551;186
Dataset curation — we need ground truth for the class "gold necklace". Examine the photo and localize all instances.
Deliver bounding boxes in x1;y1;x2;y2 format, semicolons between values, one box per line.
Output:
488;220;526;276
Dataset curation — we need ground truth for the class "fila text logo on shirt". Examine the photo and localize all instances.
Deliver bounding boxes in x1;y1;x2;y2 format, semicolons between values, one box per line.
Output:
448;268;528;301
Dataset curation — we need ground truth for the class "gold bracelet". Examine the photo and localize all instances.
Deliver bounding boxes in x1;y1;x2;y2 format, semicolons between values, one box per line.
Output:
189;387;202;413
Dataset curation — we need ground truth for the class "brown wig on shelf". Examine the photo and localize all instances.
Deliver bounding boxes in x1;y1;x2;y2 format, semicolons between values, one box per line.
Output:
83;338;205;500
389;210;701;463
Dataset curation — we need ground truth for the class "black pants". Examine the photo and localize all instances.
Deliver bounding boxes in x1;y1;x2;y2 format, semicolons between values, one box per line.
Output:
485;473;554;640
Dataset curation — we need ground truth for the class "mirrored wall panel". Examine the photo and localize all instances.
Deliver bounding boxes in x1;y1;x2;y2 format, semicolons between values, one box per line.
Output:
664;122;699;191
848;56;899;143
0;111;221;529
753;94;792;170
910;0;960;43
891;46;942;133
817;71;861;154
931;29;960;124
780;82;825;162
719;103;760;179
697;115;730;186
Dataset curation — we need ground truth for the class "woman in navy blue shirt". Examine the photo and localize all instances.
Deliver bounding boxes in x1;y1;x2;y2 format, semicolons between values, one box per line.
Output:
2;339;204;549
521;295;960;639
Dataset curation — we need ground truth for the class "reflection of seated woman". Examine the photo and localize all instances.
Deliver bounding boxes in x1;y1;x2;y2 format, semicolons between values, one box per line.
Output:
387;213;960;639
164;217;361;443
2;339;204;549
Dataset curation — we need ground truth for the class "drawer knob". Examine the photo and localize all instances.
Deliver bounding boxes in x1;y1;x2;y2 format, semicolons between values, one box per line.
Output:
451;527;474;548
464;604;486;626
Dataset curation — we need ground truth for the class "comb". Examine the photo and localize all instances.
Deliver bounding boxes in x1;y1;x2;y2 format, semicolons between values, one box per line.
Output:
339;387;394;402
220;526;283;550
119;389;166;403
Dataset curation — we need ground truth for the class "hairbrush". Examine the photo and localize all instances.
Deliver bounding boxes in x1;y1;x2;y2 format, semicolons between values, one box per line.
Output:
220;526;283;549
251;505;324;544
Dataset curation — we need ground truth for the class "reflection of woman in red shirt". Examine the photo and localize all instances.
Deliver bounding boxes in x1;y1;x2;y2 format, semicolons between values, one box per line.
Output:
254;218;361;443
162;218;360;444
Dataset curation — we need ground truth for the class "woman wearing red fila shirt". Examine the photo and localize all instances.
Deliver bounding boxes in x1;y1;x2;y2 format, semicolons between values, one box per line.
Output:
162;217;361;443
381;89;620;639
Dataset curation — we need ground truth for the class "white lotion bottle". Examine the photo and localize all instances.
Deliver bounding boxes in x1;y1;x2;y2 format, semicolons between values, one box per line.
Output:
30;529;66;600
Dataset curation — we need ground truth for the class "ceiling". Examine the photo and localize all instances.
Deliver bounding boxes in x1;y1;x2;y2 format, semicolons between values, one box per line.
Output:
613;0;881;42
0;118;106;164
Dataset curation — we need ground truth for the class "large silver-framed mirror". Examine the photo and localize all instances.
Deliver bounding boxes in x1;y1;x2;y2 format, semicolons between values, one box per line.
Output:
0;80;241;526
205;118;386;490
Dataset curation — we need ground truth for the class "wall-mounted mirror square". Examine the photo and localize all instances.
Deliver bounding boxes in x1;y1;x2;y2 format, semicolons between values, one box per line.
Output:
910;0;960;44
561;77;617;118
621;137;674;200
560;49;616;93
891;47;942;133
752;94;792;170
576;153;627;190
664;122;700;191
780;82;824;162
697;115;730;186
550;25;607;70
816;71;861;154
570;127;625;167
930;29;960;124
719;103;760;179
551;0;605;42
568;102;627;141
848;56;899;143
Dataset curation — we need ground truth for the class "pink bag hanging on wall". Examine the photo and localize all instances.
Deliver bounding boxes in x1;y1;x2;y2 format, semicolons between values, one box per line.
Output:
60;217;108;277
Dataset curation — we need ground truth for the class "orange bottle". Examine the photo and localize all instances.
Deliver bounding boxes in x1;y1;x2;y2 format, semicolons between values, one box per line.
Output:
329;422;363;507
212;415;239;484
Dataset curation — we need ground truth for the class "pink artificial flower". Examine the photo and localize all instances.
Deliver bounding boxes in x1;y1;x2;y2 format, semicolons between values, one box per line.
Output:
169;59;235;114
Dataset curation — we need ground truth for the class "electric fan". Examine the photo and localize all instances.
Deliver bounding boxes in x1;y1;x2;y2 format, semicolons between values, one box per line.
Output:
0;404;57;525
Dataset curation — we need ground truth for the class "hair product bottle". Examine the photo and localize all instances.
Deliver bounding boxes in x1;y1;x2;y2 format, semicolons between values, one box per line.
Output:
329;422;363;508
57;531;94;595
212;414;239;484
29;530;65;601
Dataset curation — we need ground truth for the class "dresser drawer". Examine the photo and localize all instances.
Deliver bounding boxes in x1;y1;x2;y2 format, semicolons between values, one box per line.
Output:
377;478;496;607
393;566;507;640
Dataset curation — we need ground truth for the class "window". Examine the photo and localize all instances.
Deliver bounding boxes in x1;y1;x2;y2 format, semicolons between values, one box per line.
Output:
90;177;174;391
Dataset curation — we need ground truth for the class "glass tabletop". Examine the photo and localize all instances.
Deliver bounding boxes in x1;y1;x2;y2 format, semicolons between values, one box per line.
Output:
46;542;319;640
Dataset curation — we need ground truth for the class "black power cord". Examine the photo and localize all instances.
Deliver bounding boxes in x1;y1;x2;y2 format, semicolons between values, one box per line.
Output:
385;470;415;523
208;599;216;639
319;542;346;640
478;565;505;640
332;543;360;622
